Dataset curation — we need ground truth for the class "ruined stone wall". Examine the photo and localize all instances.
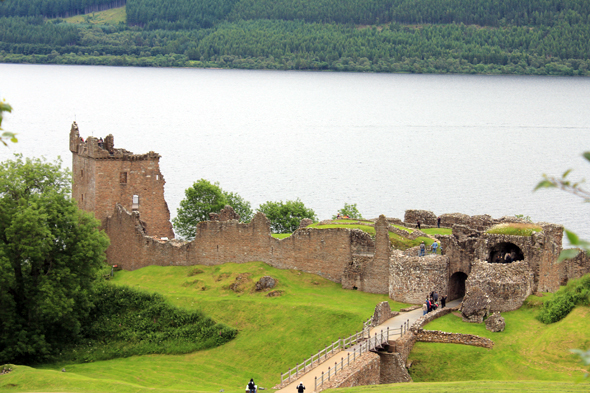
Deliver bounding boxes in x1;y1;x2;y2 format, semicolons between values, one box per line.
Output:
466;260;534;312
559;249;590;285
371;301;399;326
104;207;354;283
387;332;416;364
104;205;189;270
350;229;375;255
473;231;562;293
359;216;391;294
389;251;449;304
341;255;371;290
315;352;381;393
414;330;494;348
404;210;437;226
70;122;174;239
377;352;412;384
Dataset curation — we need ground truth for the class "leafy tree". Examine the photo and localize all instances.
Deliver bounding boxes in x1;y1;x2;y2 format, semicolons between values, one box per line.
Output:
224;190;253;223
173;179;228;240
257;199;317;233
0;99;17;147
0;154;109;364
535;151;590;261
333;202;362;219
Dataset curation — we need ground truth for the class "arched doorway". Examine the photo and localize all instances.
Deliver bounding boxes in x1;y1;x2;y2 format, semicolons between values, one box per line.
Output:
448;272;467;301
488;242;524;263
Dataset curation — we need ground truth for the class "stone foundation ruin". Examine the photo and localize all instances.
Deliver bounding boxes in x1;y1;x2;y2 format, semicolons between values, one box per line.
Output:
70;124;590;312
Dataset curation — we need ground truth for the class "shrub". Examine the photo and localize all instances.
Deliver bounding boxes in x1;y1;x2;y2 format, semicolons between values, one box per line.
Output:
537;274;590;324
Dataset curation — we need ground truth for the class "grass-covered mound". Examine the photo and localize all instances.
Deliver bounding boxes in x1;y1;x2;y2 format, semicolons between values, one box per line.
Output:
407;296;590;384
308;221;446;251
486;223;543;236
57;284;237;363
537;274;590;324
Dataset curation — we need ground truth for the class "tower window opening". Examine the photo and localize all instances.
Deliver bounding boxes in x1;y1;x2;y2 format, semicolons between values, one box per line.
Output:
120;172;127;184
132;195;139;210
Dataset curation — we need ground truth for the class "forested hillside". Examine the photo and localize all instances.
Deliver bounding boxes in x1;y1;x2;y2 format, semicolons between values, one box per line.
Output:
1;0;590;75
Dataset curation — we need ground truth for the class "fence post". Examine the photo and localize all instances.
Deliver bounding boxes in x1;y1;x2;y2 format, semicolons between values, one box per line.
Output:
353;348;356;361
315;376;317;391
347;353;350;366
304;358;306;372
325;344;327;361
328;367;331;381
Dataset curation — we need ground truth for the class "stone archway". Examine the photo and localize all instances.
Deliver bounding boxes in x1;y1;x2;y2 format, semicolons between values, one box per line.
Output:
448;272;467;301
488;242;524;263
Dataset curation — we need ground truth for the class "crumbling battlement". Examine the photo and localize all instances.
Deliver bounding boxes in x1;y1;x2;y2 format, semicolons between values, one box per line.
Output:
389;251;450;304
72;125;590;310
466;259;534;312
70;122;174;239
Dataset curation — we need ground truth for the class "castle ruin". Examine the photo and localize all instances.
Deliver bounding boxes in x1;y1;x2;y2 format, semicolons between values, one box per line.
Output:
70;124;590;310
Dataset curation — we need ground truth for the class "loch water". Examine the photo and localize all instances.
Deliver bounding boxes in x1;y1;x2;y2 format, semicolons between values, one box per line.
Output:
2;63;589;240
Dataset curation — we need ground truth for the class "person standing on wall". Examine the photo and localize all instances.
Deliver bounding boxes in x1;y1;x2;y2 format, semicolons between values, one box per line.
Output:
417;220;421;230
437;216;441;228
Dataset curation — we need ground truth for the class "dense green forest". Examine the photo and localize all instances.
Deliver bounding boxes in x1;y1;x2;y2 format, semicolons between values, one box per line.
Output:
1;0;590;75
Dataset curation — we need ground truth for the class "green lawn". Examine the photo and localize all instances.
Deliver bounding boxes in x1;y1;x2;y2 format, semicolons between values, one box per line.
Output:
0;262;400;393
2;265;587;393
408;301;590;384
59;6;126;24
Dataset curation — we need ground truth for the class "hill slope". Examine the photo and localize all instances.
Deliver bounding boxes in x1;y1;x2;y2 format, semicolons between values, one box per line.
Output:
1;0;590;75
0;263;588;393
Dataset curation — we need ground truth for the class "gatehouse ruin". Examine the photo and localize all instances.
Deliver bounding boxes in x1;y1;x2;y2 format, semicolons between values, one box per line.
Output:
69;123;590;311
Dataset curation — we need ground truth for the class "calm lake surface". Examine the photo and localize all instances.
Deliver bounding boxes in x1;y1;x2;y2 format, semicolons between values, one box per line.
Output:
2;64;589;241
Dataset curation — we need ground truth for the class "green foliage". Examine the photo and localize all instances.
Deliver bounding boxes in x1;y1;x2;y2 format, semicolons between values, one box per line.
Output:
514;214;533;223
333;203;362;219
172;179;227;240
0;99;16;146
173;179;253;240
0;154;110;364
537;274;590;324
486;223;543;236
536;151;590;261
1;14;590;75
224;190;253;223
57;283;237;362
257;198;317;233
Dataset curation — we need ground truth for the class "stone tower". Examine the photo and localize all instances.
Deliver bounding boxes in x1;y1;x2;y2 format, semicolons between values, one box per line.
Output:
69;121;174;239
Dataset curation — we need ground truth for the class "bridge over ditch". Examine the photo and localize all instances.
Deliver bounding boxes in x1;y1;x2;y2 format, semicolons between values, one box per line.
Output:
275;299;462;393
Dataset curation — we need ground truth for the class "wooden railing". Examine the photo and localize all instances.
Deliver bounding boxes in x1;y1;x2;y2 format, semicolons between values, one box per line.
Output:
279;317;411;388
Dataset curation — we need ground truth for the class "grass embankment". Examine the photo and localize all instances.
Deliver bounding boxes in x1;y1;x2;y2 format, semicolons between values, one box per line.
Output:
0;262;401;393
408;297;590;384
486;223;543;236
308;221;449;251
60;6;126;25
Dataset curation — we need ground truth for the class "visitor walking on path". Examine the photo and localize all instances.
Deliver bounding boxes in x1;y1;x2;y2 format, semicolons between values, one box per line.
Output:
419;241;426;257
296;382;305;393
248;379;257;393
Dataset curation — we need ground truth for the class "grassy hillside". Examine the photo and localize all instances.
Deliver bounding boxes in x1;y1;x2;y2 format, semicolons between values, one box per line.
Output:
1;0;590;74
0;262;397;393
408;298;590;383
61;6;126;25
0;264;587;393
